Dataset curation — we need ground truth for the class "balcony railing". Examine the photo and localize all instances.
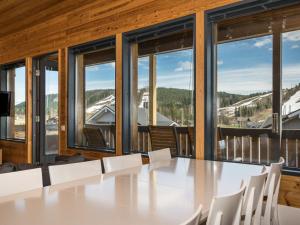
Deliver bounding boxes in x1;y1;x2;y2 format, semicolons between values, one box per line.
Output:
217;127;300;169
83;124;194;157
137;126;193;157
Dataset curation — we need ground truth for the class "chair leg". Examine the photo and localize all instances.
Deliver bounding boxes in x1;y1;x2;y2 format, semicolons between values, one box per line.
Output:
271;178;281;225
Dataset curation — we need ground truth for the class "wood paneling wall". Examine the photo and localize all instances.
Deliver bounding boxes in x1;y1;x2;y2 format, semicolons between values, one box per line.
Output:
0;0;299;208
0;140;27;163
279;175;300;207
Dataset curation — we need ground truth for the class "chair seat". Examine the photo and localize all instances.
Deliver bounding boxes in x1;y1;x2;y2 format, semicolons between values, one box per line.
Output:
278;205;300;225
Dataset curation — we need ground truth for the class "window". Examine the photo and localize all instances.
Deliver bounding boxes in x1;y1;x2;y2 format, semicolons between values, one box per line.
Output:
0;62;26;140
68;38;116;151
124;17;195;157
282;29;300;169
207;1;300;172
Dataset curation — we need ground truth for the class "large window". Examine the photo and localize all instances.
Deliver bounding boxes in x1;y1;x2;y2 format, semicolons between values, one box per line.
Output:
124;17;195;157
0;62;26;140
68;38;116;151
207;1;300;172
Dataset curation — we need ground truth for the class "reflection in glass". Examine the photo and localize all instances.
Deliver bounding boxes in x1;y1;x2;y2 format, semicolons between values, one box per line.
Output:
45;66;59;155
3;65;26;140
74;47;116;150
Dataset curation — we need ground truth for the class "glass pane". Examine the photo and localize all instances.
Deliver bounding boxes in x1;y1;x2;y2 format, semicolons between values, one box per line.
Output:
282;30;300;168
216;35;273;163
6;66;26;140
217;36;273;129
74;47;116;150
14;67;26;139
45;68;59;155
129;23;194;156
156;49;194;127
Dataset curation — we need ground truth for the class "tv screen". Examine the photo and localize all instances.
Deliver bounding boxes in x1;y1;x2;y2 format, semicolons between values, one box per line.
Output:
0;91;11;117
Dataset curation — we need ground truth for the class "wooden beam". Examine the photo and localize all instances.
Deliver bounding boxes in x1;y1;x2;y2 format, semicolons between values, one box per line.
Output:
25;57;32;163
195;11;205;160
58;48;67;155
149;54;157;126
130;43;139;152
75;54;84;146
115;33;123;156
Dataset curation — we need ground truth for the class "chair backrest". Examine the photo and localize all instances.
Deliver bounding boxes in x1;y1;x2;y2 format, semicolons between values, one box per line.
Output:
264;157;285;196
206;183;246;225
49;160;102;185
263;173;282;225
83;127;106;148
149;126;178;156
103;154;142;173
262;158;284;225
148;148;171;164
0;168;43;197
242;170;268;225
180;204;202;225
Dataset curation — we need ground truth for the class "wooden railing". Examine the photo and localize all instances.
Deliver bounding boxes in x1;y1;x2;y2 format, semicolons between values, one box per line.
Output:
137;126;193;157
218;127;300;168
84;124;115;148
83;124;194;157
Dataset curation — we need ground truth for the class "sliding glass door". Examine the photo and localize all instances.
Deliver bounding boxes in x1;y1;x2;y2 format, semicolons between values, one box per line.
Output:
216;34;282;164
212;4;300;171
33;53;59;163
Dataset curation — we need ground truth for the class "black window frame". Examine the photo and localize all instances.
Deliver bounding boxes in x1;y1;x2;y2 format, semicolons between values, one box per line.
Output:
205;0;300;176
67;37;117;153
122;15;197;156
0;60;26;142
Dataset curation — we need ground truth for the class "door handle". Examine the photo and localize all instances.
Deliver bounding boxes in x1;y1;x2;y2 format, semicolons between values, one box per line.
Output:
272;113;279;134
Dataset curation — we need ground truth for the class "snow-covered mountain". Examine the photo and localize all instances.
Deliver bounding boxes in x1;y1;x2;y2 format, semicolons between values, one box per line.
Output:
282;90;300;116
86;94;115;115
218;92;272;117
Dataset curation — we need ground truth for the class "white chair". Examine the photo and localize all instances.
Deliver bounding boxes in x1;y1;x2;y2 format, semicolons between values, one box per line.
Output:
242;169;268;225
180;204;202;225
49;160;102;185
264;157;285;196
103;153;142;173
277;205;300;225
262;157;285;225
0;168;43;197
148;148;171;164
206;182;246;225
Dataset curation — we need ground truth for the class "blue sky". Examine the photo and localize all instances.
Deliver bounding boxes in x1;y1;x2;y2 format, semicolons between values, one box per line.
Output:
218;30;300;95
85;49;194;92
13;30;300;103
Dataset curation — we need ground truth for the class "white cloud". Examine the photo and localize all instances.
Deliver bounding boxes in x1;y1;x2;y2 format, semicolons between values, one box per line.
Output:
157;72;193;89
254;38;272;48
175;61;193;72
85;79;115;90
218;64;300;94
86;65;99;72
217;60;224;65
291;44;300;49
283;30;300;42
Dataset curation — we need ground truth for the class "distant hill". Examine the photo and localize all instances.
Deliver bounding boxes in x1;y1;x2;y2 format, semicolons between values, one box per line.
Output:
14;84;300;128
14;87;194;125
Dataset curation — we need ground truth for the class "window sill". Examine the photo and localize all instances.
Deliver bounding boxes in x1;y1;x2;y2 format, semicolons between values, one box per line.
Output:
67;145;115;154
0;138;26;143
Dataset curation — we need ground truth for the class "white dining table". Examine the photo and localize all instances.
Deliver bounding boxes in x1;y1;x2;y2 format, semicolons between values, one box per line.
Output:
0;158;264;225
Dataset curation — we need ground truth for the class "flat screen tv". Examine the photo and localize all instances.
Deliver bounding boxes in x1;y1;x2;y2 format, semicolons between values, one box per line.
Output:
0;91;11;117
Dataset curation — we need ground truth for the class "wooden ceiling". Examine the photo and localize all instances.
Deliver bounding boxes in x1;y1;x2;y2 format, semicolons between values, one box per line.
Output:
0;0;96;38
